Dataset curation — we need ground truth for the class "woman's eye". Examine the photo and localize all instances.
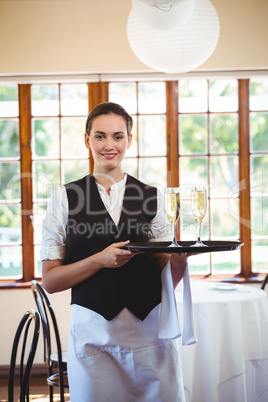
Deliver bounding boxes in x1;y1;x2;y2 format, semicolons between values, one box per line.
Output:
95;135;104;139
115;136;123;140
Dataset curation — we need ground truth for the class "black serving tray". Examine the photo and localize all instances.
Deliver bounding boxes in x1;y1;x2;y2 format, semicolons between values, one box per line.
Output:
125;241;244;254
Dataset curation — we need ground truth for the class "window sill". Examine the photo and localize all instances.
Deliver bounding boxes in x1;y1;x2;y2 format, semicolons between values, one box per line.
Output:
0;279;41;289
190;273;266;285
0;274;265;289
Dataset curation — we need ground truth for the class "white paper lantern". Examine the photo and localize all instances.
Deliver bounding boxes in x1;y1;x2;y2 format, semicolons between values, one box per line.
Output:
132;0;195;30
139;1;182;7
127;0;220;74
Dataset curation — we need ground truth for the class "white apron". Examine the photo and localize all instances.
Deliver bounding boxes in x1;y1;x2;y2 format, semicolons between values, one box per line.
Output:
67;303;186;402
41;179;196;401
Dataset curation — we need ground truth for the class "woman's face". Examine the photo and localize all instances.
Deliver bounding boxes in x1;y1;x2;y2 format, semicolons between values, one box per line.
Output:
85;113;132;171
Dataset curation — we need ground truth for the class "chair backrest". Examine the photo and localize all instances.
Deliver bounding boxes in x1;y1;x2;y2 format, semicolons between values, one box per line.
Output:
261;274;268;290
30;280;65;396
8;309;40;402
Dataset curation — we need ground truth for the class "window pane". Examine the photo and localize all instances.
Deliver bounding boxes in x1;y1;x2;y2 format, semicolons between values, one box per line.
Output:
250;78;268;110
179;157;208;192
139;157;166;187
251;198;268;237
138;82;166;114
210;156;239;197
210;114;238;154
251;155;268;195
60;84;88;116
62;160;89;184
211;198;239;238
0;162;20;200
61;117;88;157
32;85;59;116
0;84;18;117
0;245;22;278
179;115;207;155
0;204;21;244
34;244;42;277
211;249;240;274
0;119;19;157
179;80;208;113
188;253;210;274
250;113;268;152
33;161;60;200
122;158;137;178
252;240;268;273
32;118;59;157
180;198;192;240
109;83;137;114
180;197;209;240
33;203;47;244
209;80;238;112
139;115;166;156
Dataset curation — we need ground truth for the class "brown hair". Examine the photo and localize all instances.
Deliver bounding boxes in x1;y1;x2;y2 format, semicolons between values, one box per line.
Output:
85;102;133;137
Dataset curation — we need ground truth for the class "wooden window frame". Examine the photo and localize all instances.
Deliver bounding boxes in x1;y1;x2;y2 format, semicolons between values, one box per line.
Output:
167;79;259;282
0;79;265;287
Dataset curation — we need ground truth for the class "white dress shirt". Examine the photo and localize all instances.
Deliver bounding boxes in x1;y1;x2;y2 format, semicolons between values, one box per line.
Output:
40;174;172;261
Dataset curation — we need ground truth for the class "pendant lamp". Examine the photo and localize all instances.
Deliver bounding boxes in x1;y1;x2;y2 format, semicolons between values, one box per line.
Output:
139;1;183;7
127;0;220;74
132;0;195;30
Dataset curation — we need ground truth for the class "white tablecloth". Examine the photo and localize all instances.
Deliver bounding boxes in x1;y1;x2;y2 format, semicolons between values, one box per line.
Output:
176;280;268;402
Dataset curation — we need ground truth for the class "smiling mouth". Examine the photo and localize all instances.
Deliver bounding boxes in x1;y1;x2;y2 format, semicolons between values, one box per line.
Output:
101;153;117;159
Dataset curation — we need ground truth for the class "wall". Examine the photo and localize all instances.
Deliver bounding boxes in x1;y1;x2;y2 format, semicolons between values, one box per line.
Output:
0;287;71;367
0;0;268;75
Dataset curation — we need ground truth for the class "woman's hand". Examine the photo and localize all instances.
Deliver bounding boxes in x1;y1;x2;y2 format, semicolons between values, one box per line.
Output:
42;240;136;294
96;240;136;268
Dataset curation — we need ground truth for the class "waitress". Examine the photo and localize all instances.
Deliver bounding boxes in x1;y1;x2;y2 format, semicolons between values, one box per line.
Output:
41;102;191;401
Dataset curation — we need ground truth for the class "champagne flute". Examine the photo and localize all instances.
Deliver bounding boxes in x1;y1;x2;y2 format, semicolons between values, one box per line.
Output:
191;187;208;247
164;187;182;247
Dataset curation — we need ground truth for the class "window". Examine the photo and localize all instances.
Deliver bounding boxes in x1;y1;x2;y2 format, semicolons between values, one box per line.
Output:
31;83;90;276
178;79;240;275
0;76;267;285
249;78;268;274
0;84;21;279
108;77;267;279
109;82;167;188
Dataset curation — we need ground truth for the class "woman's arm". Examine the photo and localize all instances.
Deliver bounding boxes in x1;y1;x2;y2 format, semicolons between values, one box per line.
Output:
42;240;134;294
152;252;188;288
41;186;135;294
169;253;188;288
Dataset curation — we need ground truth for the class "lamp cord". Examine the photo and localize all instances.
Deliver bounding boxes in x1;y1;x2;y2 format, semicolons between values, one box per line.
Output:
154;1;173;12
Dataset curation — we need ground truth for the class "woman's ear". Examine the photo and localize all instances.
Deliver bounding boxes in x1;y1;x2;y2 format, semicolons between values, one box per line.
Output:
84;133;90;150
127;134;132;149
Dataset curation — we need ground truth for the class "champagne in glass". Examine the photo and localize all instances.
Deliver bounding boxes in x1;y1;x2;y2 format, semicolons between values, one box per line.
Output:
164;187;182;247
191;187;208;247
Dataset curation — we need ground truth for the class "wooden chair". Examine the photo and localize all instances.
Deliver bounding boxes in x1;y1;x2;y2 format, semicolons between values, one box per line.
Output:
8;309;40;402
261;274;268;290
31;280;68;402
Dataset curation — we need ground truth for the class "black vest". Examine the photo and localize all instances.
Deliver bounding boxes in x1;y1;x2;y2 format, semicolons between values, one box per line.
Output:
64;174;162;321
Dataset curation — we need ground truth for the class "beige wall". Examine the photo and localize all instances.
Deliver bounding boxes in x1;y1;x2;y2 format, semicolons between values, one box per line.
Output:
0;0;268;76
0;288;71;367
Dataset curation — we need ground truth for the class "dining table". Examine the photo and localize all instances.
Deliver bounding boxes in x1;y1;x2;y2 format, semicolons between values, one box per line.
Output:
175;280;268;402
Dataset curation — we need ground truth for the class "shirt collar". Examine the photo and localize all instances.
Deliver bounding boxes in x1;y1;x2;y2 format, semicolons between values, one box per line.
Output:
96;174;127;194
